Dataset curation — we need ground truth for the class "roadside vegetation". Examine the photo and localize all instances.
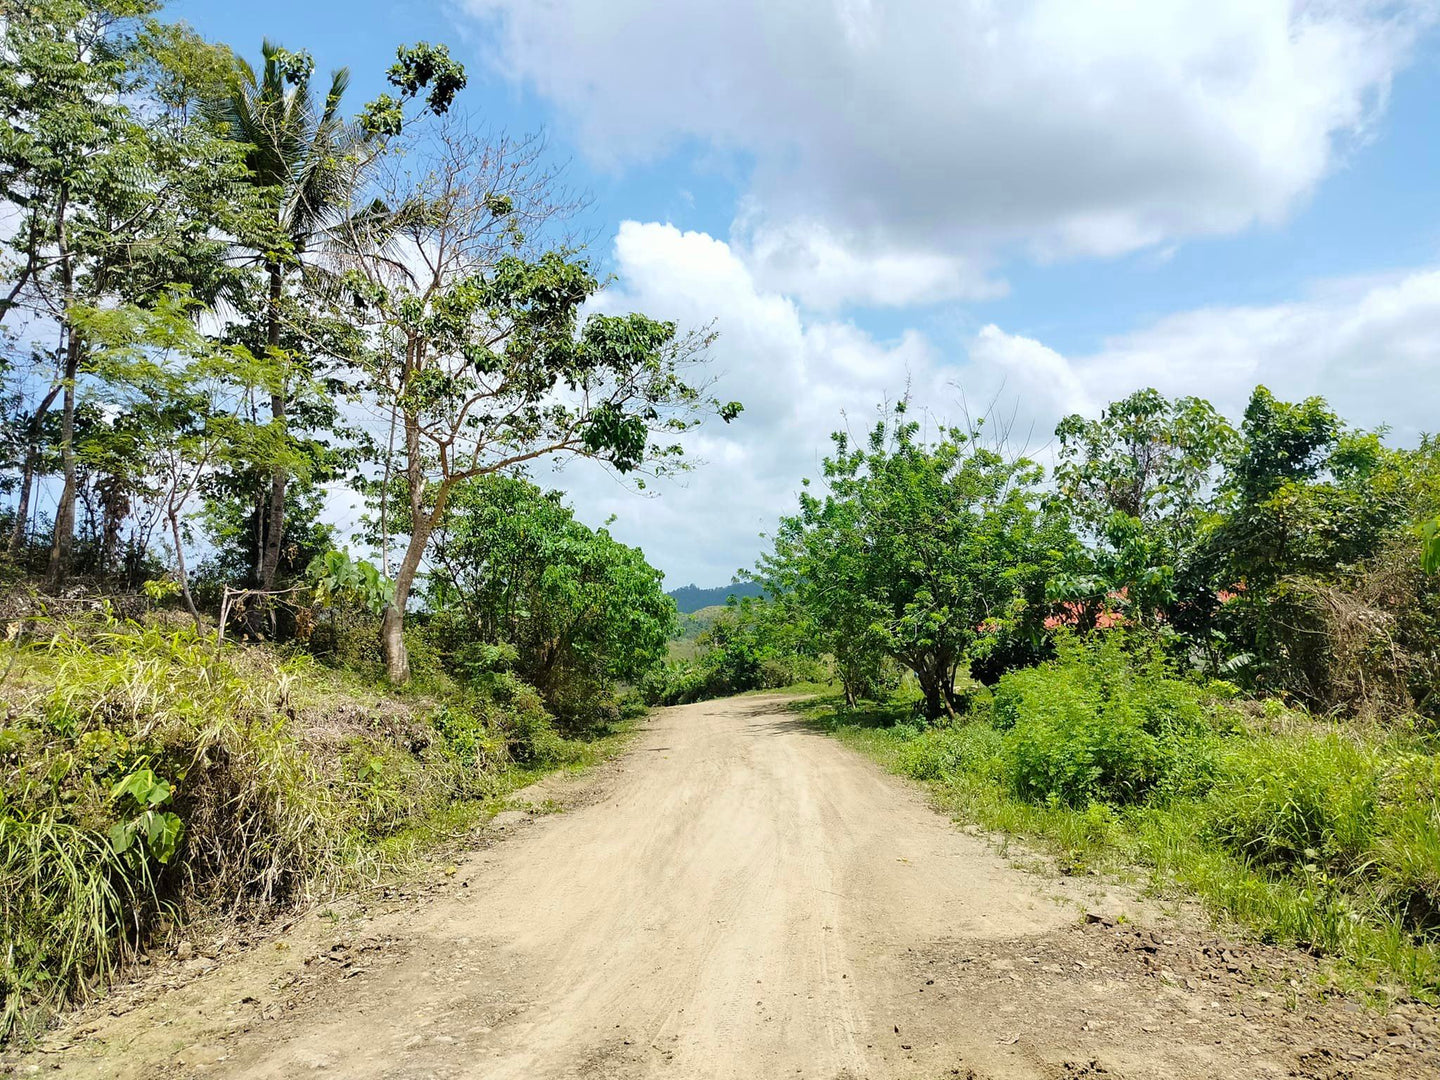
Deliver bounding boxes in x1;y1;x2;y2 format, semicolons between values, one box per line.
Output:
4;0;1439;1051
745;388;1440;1000
646;595;831;704
0;1;734;1043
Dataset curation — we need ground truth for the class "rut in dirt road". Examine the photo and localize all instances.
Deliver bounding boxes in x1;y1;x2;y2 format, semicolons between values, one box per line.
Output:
31;695;1440;1080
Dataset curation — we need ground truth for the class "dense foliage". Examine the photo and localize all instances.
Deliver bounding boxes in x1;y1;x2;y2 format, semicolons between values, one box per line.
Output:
763;405;1072;717
0;1;738;678
425;475;675;725
645;596;830;704
758;388;1440;723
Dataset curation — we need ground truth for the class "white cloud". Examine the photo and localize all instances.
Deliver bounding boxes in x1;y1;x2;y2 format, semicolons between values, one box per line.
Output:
735;214;1007;311
547;221;949;586
463;0;1433;308
553;234;1440;585
966;269;1440;446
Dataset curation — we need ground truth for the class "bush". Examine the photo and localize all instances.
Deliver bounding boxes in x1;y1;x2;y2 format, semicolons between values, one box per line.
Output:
1;623;334;1038
1006;701;1163;807
994;635;1223;807
896;722;1005;783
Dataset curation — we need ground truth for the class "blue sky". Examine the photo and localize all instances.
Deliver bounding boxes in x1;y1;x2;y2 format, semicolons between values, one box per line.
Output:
173;1;1440;586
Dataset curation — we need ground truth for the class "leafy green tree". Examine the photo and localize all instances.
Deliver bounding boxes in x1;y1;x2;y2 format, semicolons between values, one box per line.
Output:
1190;387;1426;700
204;38;467;606
1052;388;1236;625
426;475;675;717
1;2;259;586
72;293;281;627
339;125;739;683
763;490;888;706
772;404;1066;719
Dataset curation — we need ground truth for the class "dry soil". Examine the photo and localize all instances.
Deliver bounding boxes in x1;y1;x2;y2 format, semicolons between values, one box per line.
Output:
10;694;1439;1079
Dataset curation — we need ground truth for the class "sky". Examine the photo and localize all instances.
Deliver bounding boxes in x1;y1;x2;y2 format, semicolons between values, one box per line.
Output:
171;0;1440;588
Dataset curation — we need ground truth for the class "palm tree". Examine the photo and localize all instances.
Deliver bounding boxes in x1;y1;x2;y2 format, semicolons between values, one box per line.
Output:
208;42;358;607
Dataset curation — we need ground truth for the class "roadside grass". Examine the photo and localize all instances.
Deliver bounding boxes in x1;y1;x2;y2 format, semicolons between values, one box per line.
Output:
0;617;641;1043
795;643;1440;1003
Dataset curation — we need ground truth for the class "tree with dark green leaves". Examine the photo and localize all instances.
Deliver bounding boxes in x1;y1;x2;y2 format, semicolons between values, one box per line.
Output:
769;403;1067;719
426;475;675;718
1051;388;1236;627
763;485;888;707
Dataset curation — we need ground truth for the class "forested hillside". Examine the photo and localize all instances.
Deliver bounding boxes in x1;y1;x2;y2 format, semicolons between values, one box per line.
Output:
666;581;765;613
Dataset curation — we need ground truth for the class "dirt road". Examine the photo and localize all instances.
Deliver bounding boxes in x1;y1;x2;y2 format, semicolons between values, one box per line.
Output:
21;696;1439;1079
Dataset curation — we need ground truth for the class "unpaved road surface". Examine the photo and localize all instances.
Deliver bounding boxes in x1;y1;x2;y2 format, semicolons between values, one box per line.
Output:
14;696;1439;1079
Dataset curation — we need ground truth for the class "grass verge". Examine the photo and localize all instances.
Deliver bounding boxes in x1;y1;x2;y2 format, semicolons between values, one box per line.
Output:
797;640;1440;1003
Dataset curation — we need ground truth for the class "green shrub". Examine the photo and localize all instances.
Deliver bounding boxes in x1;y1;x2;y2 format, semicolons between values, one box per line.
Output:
1206;732;1381;873
994;635;1223;807
1005;697;1162;806
430;704;508;775
897;722;1005;783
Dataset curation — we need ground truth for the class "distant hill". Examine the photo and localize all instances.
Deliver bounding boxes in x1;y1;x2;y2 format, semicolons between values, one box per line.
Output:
667;581;765;614
668;604;727;658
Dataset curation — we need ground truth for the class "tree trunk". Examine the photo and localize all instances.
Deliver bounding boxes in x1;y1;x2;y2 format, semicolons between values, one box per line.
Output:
169;508;204;635
8;452;33;557
257;262;287;629
9;382;60;557
381;601;408;685
381;527;429;685
918;668;945;722
45;330;82;590
381;481;452;685
915;655;957;722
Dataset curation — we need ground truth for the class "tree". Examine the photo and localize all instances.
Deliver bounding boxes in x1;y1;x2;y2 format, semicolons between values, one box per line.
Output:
338;124;739;684
1198;387;1420;694
426;475;675;716
772;403;1064;719
763;489;888;707
72;293;279;628
206;39;467;613
206;41;354;607
1051;389;1236;626
1;2;257;586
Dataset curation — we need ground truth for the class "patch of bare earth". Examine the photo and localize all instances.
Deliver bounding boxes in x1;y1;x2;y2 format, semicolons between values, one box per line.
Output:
5;696;1435;1079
